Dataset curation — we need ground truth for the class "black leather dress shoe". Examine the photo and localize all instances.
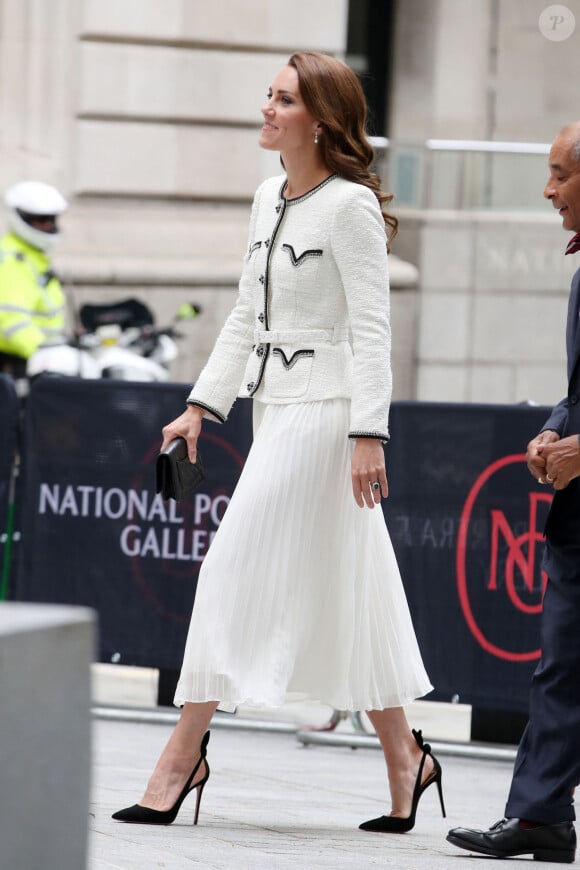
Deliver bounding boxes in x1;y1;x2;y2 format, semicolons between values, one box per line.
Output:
447;818;576;863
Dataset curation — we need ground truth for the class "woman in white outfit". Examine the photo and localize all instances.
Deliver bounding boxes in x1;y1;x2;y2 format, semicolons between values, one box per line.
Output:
113;51;445;834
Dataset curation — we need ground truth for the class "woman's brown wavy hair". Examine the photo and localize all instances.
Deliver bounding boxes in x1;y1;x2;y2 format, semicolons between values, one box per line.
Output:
288;51;398;248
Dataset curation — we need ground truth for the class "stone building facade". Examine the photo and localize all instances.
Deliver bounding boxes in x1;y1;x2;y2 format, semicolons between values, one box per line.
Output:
0;0;578;403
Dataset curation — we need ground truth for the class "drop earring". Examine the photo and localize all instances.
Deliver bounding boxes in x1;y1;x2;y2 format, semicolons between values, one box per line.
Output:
314;131;319;144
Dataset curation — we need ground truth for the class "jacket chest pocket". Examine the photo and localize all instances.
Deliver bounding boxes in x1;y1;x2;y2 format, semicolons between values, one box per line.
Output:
275;244;323;289
266;346;315;399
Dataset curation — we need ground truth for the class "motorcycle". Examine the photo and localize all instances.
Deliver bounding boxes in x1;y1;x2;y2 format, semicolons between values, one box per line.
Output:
26;298;201;383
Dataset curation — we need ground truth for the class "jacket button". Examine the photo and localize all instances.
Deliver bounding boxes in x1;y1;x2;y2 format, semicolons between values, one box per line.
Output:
570;394;579;405
256;345;264;357
247;382;254;392
258;313;265;323
259;275;265;285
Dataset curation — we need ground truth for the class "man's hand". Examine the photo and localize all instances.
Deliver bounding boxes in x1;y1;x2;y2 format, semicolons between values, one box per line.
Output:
526;430;560;483
539;434;580;490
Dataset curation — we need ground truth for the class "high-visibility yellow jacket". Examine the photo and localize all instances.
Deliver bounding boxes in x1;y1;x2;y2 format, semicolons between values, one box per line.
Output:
0;232;66;360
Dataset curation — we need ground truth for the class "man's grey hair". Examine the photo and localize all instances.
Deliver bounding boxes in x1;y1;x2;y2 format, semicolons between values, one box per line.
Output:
559;123;580;161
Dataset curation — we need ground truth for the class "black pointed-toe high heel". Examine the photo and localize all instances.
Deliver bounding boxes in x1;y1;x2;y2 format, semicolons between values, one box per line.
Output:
359;728;446;833
112;730;210;826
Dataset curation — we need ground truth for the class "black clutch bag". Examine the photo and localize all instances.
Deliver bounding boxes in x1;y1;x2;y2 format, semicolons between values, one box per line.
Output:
155;437;205;501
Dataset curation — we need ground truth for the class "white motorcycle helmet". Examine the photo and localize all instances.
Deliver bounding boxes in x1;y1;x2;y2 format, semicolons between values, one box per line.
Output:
4;180;67;252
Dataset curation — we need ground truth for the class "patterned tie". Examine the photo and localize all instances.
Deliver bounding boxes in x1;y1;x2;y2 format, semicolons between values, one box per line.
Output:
567;233;580;326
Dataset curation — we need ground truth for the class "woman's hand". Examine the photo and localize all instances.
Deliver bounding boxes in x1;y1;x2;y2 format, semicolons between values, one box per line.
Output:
161;405;204;462
351;438;388;508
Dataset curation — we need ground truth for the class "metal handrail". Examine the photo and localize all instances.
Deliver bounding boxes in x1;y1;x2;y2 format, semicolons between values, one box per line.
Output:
374;138;552;210
425;139;549;154
370;136;549;154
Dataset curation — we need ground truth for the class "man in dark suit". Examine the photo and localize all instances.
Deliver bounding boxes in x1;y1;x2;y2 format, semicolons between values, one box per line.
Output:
447;122;580;863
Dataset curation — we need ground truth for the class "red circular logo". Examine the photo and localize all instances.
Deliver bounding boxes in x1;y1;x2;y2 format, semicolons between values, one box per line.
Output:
456;454;553;662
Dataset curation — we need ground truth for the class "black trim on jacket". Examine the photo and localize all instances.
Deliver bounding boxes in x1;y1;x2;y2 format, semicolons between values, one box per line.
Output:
348;431;390;443
186;400;226;424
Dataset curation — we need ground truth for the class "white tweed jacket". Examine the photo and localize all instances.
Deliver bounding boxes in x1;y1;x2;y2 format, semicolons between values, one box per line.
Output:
187;173;392;440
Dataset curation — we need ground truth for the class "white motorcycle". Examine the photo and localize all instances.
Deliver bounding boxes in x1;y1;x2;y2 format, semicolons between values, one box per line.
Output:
27;298;201;383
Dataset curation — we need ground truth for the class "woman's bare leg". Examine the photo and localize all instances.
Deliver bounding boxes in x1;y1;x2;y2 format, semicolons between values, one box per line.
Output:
366;706;434;818
138;700;218;811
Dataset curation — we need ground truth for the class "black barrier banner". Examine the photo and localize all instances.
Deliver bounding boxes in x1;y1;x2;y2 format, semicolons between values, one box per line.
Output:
385;401;552;713
14;384;553;712
0;375;19;600
13;377;253;670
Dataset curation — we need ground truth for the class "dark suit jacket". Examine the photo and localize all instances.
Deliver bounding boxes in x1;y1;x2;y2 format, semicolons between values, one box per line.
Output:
543;266;580;551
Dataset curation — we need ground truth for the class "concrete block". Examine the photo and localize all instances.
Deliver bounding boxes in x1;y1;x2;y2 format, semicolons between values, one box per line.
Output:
472;294;567;363
416;363;469;402
0;602;95;870
514;363;568;408
474;221;578;293
468;364;514;404
59;199;252;261
91;662;158;708
417;292;471;361
74;120;268;198
420;221;474;291
81;0;348;52
391;288;419;400
79;44;287;124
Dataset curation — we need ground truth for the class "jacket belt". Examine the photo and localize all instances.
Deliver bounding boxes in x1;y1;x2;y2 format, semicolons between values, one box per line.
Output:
255;327;350;345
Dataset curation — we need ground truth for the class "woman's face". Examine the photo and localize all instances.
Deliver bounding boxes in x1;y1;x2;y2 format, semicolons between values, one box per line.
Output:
259;65;318;155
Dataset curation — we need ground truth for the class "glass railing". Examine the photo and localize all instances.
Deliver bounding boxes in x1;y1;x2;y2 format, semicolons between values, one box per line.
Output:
369;138;551;211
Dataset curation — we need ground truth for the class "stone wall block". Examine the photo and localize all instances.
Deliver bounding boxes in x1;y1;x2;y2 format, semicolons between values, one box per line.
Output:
79;44;287;123
514;363;568;407
81;0;347;52
419;221;474;291
416;363;469;402
468;364;514;403
472;295;568;363
474;222;578;293
418;293;471;361
74;121;268;198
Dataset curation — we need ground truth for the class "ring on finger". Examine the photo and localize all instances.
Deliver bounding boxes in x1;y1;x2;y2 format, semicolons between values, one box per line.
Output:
372;481;380;491
546;474;554;482
538;477;546;484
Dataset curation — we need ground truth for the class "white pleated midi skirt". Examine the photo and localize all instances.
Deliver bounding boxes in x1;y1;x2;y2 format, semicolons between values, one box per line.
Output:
174;398;433;713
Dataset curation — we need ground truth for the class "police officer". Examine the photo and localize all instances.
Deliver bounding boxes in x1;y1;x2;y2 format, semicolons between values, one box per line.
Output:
0;181;68;378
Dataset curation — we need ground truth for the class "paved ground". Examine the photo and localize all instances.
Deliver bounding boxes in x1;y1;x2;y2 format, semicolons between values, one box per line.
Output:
88;668;531;870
